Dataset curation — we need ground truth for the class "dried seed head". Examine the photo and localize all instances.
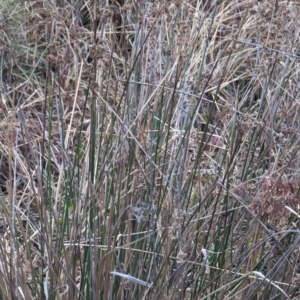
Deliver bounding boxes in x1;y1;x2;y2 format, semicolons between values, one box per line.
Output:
249;174;300;229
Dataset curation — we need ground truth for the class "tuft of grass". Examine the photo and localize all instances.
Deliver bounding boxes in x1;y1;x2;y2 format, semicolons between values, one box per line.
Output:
0;0;300;299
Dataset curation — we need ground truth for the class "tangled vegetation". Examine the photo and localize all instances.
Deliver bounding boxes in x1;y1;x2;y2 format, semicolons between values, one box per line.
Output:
0;0;300;299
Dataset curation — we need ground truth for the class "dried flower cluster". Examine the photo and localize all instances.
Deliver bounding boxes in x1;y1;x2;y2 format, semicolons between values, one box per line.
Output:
249;174;300;229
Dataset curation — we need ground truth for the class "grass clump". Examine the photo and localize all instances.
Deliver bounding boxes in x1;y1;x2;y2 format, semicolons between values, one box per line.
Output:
0;0;300;299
